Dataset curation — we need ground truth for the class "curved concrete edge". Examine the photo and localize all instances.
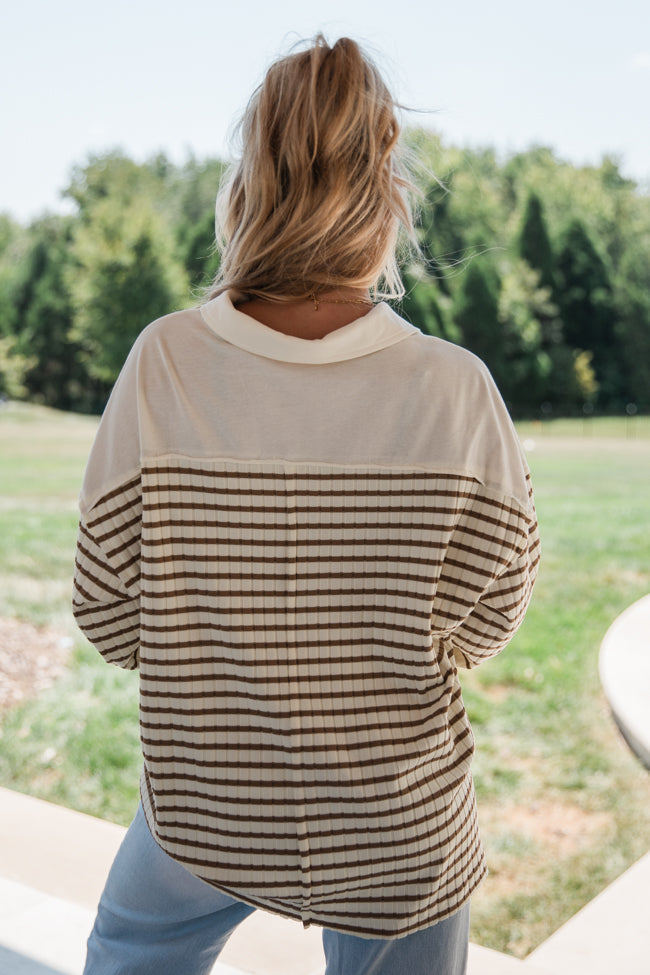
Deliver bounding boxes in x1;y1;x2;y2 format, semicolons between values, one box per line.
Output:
599;593;650;769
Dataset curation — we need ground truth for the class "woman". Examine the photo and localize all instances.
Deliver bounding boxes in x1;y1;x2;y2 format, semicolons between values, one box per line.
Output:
73;35;540;975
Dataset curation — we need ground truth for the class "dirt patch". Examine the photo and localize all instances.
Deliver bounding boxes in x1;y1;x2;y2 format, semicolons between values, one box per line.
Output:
478;683;511;703
477;800;614;901
0;617;72;713
501;802;613;854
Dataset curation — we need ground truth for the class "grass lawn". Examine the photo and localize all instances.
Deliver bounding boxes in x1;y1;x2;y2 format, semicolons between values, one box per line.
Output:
1;402;649;956
467;418;650;954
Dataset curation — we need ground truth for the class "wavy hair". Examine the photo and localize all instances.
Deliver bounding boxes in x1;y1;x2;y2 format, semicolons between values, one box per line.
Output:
207;35;417;303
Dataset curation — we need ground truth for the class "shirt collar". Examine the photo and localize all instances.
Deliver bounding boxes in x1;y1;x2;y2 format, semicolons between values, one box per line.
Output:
200;292;418;364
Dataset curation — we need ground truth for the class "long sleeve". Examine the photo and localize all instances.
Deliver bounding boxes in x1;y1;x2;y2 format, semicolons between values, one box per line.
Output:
72;474;142;669
72;330;144;670
432;471;541;670
449;509;540;669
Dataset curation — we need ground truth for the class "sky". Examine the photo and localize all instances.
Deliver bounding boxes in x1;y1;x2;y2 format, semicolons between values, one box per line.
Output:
2;0;649;223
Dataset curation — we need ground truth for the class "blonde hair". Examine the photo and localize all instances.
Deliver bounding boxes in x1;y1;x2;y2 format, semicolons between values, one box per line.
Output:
207;34;416;303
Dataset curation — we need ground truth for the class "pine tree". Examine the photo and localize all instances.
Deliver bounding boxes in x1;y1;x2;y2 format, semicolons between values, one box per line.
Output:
10;218;106;411
453;260;504;388
68;200;188;384
555;220;622;408
517;192;555;294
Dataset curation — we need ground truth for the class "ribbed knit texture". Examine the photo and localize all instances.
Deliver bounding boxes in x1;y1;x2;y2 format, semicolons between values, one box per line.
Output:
73;294;540;938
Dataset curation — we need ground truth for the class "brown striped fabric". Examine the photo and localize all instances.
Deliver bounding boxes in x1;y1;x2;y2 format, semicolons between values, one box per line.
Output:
72;294;540;938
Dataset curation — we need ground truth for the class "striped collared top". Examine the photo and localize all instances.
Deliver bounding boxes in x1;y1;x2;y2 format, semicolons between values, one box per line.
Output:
72;293;540;938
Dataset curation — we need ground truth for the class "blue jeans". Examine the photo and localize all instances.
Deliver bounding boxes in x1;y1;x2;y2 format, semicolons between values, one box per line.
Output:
84;804;470;975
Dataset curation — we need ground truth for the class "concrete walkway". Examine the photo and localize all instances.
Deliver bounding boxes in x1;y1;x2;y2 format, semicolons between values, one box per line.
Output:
526;850;650;975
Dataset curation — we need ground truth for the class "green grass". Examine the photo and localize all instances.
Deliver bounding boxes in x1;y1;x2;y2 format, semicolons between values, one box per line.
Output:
464;424;650;955
0;641;141;822
1;402;649;957
0;403;141;817
0;403;99;624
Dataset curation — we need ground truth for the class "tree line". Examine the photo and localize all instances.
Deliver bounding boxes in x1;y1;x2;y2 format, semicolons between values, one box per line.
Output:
1;134;649;417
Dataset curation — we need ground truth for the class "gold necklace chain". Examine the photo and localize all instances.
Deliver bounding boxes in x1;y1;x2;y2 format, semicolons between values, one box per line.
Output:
308;292;374;311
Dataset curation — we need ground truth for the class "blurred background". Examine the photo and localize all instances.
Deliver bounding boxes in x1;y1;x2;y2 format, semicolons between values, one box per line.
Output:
1;0;650;415
1;0;649;962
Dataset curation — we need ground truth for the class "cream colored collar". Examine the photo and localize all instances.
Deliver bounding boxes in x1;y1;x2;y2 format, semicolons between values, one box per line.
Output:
200;292;418;364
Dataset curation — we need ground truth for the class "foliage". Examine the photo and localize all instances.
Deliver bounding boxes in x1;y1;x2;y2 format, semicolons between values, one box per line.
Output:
496;259;554;411
453;258;503;382
0;335;35;398
68;198;188;383
1;137;649;415
174;156;226;291
517;192;555;293
613;242;650;410
64;154;190;384
555;219;620;408
9;216;107;411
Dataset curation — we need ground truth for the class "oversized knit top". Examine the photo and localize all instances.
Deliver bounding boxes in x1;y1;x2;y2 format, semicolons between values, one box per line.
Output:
72;292;540;939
